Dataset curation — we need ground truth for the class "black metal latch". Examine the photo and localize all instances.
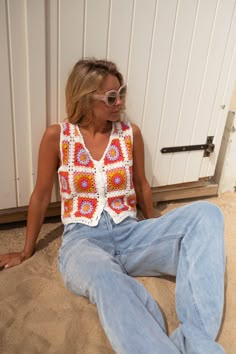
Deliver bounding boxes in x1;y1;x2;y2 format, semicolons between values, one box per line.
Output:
161;136;215;157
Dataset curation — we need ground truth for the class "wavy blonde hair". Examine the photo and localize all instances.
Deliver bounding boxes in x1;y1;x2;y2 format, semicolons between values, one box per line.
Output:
65;58;124;125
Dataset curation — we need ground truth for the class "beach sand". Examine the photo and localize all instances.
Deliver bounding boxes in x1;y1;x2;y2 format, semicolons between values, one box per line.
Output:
0;192;235;353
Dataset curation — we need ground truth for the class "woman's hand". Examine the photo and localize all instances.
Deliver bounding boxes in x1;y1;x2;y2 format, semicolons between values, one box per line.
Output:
0;251;26;270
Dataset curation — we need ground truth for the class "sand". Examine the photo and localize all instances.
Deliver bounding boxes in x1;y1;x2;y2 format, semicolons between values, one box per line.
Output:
0;192;235;354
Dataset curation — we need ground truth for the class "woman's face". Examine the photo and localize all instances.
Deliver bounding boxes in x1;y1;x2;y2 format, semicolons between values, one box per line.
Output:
90;74;124;124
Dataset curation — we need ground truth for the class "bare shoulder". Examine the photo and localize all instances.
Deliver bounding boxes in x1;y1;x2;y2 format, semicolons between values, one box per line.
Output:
43;124;61;141
130;123;143;141
39;124;61;160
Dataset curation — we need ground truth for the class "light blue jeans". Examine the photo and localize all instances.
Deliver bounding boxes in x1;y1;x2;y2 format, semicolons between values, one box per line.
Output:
58;201;226;354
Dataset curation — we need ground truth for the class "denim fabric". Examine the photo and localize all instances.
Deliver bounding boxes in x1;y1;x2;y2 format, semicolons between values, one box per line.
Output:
58;201;226;354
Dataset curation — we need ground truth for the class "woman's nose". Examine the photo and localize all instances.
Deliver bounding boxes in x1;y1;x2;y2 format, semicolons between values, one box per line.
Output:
115;96;122;106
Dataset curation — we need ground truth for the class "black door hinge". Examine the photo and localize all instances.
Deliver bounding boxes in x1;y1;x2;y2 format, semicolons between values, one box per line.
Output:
161;136;215;157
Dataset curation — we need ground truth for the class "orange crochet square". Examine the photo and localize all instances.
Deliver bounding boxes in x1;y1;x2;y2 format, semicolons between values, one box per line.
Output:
63;198;73;218
107;167;127;192
124;136;132;160
62;140;69;165
59;171;71;194
75;197;97;219
108;196;128;214
62;122;70;136
104;138;124;165
73;172;96;194
74;142;94;167
127;194;137;209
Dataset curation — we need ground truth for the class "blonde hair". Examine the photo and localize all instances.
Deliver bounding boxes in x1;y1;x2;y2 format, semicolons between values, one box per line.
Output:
65;58;124;125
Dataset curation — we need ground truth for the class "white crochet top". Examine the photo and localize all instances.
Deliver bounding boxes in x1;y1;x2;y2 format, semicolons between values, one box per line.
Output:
58;121;137;226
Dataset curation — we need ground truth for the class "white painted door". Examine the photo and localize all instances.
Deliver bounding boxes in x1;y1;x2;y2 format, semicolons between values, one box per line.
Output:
48;0;236;187
125;0;236;186
1;0;236;210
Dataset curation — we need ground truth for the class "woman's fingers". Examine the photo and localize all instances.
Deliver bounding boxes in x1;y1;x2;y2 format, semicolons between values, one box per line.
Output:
0;252;24;270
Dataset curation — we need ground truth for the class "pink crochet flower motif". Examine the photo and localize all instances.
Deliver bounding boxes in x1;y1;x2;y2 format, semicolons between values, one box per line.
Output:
75;198;97;218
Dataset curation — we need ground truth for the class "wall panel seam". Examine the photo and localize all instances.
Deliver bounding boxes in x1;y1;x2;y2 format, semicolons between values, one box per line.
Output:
141;0;158;131
24;0;34;193
82;0;87;58
57;0;60;121
6;0;19;206
126;0;135;84
45;0;50;127
106;0;112;59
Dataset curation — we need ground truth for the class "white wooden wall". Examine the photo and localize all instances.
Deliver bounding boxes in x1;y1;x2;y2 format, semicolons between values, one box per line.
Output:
1;0;236;210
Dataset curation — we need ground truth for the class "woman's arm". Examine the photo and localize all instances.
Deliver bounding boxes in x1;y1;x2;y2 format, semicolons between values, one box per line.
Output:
132;123;155;219
0;124;60;269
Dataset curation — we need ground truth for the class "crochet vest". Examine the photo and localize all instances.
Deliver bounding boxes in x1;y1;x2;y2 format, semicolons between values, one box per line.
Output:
58;121;137;226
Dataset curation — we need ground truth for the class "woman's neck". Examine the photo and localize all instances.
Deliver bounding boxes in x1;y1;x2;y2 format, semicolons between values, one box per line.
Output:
79;120;113;136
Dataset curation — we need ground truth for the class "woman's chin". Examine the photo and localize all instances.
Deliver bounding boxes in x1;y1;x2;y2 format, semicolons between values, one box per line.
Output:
108;113;121;121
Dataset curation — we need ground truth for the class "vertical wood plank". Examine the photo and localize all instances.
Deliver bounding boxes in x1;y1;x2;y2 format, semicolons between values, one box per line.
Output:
7;0;32;206
204;2;236;178
141;0;178;183
58;0;84;121
152;0;199;186
26;0;47;187
169;0;218;185
0;0;17;209
46;0;58;126
45;0;59;202
125;0;156;128
84;0;110;58
107;0;134;80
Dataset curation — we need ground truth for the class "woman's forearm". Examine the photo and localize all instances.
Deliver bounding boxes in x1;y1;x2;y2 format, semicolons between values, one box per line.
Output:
23;192;51;258
136;184;155;219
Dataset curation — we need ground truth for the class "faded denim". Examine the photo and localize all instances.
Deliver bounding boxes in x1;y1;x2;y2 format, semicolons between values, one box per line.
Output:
58;201;226;354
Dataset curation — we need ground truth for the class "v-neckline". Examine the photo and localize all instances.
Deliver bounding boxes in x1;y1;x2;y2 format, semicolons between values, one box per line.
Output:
76;123;115;163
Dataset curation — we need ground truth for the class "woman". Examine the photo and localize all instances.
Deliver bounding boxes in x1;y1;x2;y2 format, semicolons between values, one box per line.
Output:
0;59;225;354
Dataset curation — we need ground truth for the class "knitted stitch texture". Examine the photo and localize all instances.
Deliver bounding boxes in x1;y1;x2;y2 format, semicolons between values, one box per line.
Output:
58;121;137;226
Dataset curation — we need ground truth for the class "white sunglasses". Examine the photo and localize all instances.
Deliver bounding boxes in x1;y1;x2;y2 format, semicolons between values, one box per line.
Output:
93;85;127;106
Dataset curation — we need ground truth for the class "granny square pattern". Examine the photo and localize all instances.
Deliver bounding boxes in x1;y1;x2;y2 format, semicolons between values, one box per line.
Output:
59;171;71;194
58;121;137;226
107;167;127;192
75;197;97;219
73;172;96;194
63;199;73;219
62;141;69;165
108;196;129;214
104;138;124;165
74;142;94;167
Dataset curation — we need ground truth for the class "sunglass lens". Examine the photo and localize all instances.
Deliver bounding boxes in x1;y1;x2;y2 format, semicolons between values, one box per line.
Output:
107;93;117;106
120;86;127;97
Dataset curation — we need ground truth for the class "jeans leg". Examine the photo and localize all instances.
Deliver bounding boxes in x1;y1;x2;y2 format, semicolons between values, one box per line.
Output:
170;202;226;354
58;238;180;354
119;202;226;354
